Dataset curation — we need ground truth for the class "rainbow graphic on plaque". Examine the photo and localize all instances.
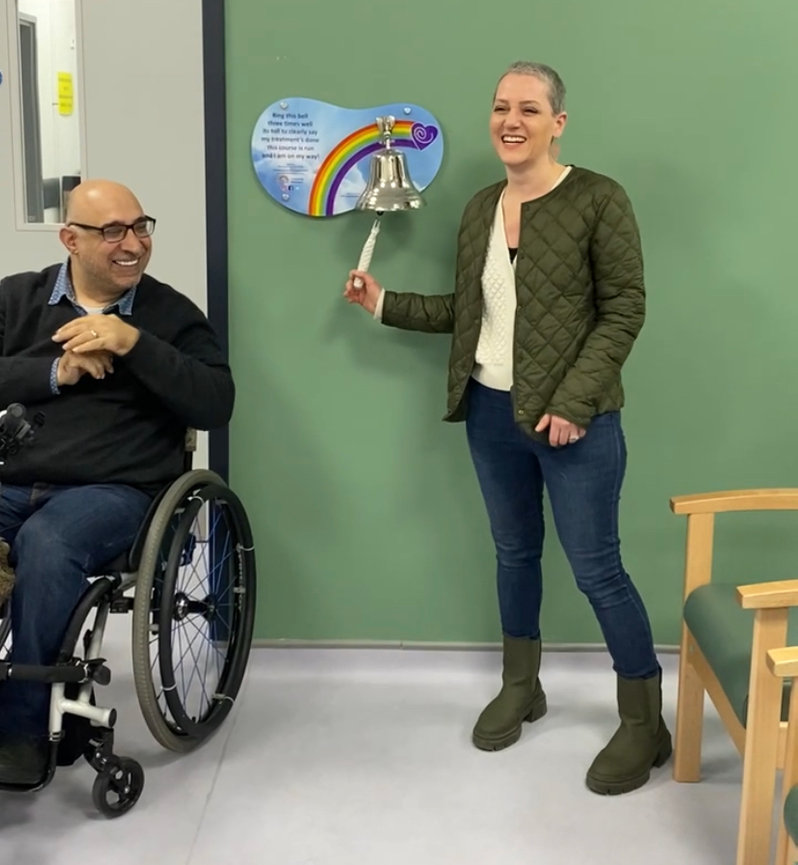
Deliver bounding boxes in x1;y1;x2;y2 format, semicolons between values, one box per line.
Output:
251;98;443;217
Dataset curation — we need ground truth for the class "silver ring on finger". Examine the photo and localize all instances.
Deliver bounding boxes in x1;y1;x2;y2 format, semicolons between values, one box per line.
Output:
568;435;579;443
90;329;99;338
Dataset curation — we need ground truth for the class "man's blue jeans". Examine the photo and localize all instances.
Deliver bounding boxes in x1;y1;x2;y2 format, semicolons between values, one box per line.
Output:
465;379;659;679
0;482;153;736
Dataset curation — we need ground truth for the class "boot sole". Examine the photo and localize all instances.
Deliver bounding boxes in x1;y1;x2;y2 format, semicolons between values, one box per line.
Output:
472;695;547;752
585;736;673;795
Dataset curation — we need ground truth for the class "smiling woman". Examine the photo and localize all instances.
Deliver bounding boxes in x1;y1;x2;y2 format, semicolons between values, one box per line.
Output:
490;68;567;191
343;59;668;795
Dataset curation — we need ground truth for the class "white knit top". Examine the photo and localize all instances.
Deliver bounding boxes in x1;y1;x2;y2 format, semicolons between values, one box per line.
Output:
472;166;573;391
471;196;517;391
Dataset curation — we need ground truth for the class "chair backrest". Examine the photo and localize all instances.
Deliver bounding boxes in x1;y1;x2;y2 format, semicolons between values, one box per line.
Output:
670;489;798;597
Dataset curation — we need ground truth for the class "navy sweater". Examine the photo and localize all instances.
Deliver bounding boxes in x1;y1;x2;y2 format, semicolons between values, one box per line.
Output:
0;265;234;491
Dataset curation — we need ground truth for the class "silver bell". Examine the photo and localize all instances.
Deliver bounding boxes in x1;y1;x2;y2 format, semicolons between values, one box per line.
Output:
356;116;425;212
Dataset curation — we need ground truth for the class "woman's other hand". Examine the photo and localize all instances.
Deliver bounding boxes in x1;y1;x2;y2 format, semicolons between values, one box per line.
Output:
343;270;382;315
535;413;586;447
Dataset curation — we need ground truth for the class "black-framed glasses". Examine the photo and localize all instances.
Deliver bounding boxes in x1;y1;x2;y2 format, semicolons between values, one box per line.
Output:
67;216;156;243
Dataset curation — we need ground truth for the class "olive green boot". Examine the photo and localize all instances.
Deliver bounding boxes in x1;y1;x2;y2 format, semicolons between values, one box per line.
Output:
586;672;672;795
472;635;547;751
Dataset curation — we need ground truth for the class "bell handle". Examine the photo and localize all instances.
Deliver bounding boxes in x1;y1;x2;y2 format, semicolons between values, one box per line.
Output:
353;217;382;289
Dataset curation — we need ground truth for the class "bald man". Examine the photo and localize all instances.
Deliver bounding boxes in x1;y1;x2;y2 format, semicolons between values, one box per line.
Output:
0;180;234;783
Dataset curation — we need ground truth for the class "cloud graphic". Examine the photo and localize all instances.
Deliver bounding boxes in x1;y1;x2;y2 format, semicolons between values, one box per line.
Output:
330;164;368;214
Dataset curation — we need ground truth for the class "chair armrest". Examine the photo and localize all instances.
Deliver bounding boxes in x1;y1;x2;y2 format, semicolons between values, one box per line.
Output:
738;580;798;610
670;489;798;515
767;646;798;679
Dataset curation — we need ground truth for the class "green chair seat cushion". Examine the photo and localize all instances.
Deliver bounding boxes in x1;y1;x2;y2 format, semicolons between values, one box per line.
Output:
785;785;798;844
683;583;798;726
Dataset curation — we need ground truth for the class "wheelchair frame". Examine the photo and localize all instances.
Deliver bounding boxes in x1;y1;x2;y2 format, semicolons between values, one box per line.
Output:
0;467;256;817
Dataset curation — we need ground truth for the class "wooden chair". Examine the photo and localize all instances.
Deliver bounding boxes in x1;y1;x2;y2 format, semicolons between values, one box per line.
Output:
671;489;798;865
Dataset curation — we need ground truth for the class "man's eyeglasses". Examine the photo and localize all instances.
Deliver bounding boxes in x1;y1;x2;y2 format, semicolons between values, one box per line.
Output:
67;216;156;243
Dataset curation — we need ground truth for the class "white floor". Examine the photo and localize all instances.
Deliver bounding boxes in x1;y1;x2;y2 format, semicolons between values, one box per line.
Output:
0;645;756;865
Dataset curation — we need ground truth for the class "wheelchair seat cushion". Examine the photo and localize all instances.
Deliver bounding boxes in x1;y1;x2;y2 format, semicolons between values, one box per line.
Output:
683;583;798;726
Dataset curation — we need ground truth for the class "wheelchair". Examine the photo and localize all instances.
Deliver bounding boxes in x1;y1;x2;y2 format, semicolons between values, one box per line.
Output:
0;410;257;817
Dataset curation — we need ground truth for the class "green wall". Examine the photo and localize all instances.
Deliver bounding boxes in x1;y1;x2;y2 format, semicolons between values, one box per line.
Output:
227;0;798;645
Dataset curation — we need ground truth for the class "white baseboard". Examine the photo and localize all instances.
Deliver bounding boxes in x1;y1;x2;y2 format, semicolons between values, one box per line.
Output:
251;639;679;654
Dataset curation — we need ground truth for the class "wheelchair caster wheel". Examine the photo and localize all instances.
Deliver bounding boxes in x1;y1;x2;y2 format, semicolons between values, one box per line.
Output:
92;757;144;817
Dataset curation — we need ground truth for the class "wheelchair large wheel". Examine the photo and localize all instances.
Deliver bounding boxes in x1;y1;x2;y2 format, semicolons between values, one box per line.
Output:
131;470;256;752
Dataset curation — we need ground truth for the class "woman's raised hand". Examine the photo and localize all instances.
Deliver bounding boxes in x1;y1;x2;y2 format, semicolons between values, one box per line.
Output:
343;270;382;315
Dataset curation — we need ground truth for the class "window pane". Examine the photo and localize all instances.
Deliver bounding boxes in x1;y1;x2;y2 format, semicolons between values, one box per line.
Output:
16;0;82;224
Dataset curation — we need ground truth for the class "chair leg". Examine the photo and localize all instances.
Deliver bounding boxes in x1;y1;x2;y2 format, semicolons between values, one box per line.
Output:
674;631;705;782
776;679;798;865
738;738;780;865
737;608;788;865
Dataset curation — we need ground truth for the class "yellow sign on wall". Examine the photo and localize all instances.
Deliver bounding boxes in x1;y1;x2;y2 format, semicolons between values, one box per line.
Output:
57;72;73;116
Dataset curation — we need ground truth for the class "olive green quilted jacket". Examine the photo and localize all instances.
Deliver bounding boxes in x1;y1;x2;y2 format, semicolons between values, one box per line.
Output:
381;166;645;440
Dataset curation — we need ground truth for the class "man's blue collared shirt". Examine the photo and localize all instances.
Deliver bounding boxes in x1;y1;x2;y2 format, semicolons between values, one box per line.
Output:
48;262;138;394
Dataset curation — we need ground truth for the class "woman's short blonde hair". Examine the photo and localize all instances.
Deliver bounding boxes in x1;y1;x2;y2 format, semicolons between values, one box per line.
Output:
495;61;566;114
